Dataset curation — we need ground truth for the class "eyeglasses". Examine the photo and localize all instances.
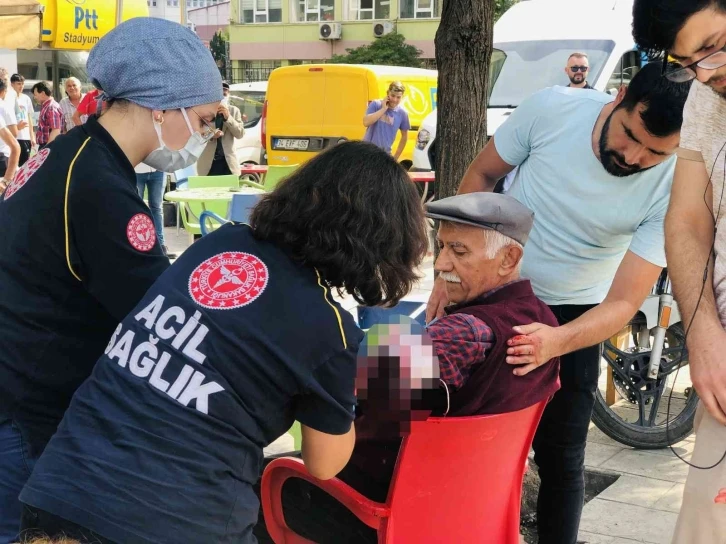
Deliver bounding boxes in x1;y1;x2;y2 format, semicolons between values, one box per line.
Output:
190;108;216;142
664;45;726;82
569;65;588;72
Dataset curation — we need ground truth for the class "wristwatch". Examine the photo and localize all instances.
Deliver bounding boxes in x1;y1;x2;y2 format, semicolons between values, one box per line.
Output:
0;178;8;195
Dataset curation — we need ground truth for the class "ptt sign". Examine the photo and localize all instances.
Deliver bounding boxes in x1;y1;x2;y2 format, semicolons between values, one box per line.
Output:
74;7;99;30
39;0;149;50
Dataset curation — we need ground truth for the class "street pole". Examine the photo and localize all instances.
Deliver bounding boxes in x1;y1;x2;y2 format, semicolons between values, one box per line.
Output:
116;0;124;26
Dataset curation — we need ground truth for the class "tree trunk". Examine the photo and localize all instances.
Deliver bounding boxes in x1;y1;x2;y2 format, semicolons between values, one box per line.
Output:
434;0;495;201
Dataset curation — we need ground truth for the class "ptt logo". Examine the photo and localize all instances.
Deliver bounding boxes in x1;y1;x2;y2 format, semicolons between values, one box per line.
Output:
71;0;98;30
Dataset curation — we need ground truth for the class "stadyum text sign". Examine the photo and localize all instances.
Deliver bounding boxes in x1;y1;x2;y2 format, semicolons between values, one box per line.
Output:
38;0;148;50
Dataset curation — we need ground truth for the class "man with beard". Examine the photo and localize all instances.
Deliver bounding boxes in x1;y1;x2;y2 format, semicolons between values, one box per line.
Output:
426;61;690;544
632;1;726;542
565;52;593;89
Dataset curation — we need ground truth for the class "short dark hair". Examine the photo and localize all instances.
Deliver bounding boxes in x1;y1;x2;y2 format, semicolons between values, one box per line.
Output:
10;73;24;84
31;81;52;96
616;62;691;137
633;0;726;58
251;141;428;307
568;52;588;61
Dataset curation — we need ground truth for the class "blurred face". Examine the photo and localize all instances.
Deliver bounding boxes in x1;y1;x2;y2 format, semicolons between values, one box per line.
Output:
32;89;48;105
223;87;230;98
387;90;404;109
671;7;726;97
566;56;589;84
435;223;503;305
65;79;81;100
11;81;23;95
155;101;219;151
598;102;680;177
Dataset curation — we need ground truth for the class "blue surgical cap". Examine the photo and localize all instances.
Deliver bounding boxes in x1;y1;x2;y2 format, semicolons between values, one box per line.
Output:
87;17;223;110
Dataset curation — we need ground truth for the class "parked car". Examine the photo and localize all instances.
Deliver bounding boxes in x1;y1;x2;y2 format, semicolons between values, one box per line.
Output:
262;64;438;168
413;0;645;172
228;81;267;166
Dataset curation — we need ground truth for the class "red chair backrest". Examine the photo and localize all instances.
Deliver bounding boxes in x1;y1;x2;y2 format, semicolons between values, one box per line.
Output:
381;401;547;543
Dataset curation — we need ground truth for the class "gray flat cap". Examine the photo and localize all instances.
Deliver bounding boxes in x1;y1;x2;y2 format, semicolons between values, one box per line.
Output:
87;18;222;111
425;192;535;246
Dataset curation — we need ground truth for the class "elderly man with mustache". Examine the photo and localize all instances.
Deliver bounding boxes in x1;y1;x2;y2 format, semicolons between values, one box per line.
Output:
425;192;561;420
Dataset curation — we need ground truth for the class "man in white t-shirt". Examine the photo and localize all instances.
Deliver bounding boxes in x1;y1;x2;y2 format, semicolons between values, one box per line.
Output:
633;1;726;542
0;78;19;183
10;74;35;166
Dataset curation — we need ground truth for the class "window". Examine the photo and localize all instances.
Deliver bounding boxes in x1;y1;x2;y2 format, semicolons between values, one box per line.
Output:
487;40;615;108
295;0;334;21
228;89;266;129
241;0;283;22
605;50;643;95
232;60;282;82
349;0;389;20
400;0;440;19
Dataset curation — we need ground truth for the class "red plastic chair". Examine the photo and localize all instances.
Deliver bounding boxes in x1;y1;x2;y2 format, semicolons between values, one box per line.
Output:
261;400;547;543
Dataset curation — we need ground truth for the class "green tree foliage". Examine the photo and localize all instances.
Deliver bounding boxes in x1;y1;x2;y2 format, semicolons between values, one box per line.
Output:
329;33;423;67
209;31;228;76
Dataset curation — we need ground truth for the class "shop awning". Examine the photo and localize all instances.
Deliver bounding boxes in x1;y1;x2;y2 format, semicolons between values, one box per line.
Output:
0;0;43;50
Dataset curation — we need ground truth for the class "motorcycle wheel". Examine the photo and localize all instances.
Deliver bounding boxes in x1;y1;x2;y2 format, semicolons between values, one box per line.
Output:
591;316;699;449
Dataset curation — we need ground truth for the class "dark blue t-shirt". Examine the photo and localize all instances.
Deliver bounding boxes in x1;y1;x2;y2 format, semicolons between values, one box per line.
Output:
21;223;362;544
0;116;169;457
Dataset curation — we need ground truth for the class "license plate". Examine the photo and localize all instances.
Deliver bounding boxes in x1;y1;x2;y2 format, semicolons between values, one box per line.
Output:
274;138;309;150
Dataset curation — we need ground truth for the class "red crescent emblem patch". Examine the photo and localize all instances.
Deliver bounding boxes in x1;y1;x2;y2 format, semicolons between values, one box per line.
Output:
126;213;156;252
189;252;269;310
3;148;50;201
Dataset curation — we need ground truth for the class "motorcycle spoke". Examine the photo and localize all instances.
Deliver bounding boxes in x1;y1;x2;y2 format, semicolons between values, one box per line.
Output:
646;388;663;427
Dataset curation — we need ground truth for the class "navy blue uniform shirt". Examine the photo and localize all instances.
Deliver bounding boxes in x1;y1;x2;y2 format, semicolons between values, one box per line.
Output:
0;116;169;456
21;223;362;544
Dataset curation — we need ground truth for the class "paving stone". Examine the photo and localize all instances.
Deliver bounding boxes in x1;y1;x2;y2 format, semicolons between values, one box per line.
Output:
585;442;626;468
600;449;689;484
578;530;649;543
579;498;677;543
651;483;685;514
596;474;677;508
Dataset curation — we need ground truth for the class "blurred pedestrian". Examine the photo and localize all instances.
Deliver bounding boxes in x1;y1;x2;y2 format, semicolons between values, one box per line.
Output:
32;82;63;148
197;81;244;176
59;77;84;132
10;74;36;166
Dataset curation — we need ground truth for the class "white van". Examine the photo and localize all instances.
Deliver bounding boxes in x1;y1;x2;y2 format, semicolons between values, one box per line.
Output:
413;0;643;171
228;81;267;165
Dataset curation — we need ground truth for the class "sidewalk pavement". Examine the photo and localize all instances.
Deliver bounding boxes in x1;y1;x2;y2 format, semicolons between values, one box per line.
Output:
578;424;691;544
165;227;692;543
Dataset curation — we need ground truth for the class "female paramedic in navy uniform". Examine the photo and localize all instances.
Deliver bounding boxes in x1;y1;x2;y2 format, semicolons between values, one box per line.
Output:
19;140;429;544
0;18;224;541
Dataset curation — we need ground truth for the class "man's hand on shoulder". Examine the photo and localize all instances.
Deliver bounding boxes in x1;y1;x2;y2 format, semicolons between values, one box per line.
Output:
506;322;564;376
689;325;726;425
426;276;449;323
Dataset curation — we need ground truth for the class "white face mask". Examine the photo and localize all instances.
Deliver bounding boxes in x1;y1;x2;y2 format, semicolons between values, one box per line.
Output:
143;108;210;172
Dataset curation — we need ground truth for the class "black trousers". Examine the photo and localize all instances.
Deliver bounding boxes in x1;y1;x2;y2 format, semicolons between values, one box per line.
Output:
0;155;6;177
18;140;32;167
533;304;599;544
209;155;232;176
19;505;118;544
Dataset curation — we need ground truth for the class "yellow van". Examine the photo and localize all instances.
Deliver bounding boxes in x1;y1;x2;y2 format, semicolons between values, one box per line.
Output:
262;64;438;167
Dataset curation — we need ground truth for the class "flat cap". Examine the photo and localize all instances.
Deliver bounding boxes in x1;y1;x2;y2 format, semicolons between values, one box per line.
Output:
87;18;222;111
425;192;535;246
